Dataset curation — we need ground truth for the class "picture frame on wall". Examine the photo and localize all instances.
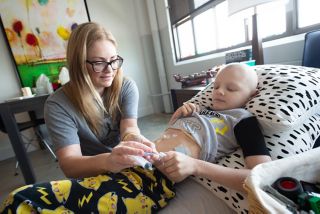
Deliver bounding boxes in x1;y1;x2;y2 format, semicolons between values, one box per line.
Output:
0;0;90;88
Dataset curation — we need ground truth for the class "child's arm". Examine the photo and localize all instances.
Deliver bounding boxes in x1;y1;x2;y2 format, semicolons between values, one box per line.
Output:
157;152;271;192
195;155;271;192
169;103;200;124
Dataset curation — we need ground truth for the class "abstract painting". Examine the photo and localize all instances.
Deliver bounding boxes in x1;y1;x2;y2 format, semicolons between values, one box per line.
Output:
0;0;90;88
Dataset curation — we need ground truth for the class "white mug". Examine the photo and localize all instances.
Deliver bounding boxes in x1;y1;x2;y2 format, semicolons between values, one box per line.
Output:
21;87;32;97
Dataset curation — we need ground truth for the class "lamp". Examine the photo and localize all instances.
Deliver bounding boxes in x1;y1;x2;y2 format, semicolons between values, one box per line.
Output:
227;0;277;65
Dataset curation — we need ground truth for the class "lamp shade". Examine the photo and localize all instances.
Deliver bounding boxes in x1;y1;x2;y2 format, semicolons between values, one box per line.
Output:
228;0;277;16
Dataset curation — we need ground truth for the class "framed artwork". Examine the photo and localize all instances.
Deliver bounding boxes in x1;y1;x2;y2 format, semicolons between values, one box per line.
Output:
0;0;90;88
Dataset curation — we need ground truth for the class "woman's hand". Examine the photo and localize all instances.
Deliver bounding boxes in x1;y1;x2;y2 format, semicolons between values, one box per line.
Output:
154;151;198;182
107;140;153;173
169;103;200;125
133;134;157;152
122;133;157;160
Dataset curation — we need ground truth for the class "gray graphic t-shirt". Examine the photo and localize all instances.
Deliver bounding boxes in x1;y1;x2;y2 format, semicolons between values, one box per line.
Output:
169;108;253;162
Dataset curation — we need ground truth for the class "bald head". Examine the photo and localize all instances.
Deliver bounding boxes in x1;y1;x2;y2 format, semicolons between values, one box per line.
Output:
217;63;258;93
212;63;258;110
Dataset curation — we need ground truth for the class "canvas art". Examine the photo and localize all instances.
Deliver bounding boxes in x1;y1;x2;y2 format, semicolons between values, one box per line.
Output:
0;0;90;88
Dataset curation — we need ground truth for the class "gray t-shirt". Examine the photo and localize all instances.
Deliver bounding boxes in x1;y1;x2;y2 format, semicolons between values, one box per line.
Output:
44;78;139;155
169;108;253;162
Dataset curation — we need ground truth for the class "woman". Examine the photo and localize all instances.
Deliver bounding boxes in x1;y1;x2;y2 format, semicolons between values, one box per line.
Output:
45;22;155;178
1;22;175;214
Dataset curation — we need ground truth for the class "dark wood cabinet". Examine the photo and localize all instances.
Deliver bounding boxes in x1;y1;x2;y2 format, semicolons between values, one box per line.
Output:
171;86;205;111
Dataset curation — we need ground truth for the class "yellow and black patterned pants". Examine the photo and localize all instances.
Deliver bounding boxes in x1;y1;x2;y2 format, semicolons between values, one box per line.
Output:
0;167;175;213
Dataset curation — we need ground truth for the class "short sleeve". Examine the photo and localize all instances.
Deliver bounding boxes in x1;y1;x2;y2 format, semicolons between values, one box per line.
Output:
44;97;80;152
120;78;139;119
234;117;270;157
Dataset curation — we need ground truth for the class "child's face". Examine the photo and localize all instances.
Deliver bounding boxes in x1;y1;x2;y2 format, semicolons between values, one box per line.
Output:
212;67;257;111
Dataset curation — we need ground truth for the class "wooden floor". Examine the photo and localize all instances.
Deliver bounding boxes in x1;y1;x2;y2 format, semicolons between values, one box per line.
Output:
0;113;171;203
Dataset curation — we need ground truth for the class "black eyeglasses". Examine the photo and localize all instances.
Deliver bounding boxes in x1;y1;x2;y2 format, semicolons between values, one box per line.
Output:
86;55;123;72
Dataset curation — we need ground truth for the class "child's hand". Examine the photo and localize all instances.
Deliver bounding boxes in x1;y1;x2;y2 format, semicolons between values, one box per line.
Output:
144;151;165;164
169;103;200;125
155;151;197;183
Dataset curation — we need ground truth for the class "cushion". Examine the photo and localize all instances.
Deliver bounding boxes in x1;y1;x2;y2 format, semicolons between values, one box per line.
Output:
189;64;320;134
249;65;320;133
188;64;320;213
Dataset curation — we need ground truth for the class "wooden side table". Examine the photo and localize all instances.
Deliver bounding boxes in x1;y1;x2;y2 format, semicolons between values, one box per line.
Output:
171;85;206;111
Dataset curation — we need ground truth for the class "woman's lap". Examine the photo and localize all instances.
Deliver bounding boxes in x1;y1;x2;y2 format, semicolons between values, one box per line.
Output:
1;170;235;213
0;167;174;213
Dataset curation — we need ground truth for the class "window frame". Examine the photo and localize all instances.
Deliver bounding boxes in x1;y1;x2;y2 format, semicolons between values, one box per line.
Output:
168;0;320;62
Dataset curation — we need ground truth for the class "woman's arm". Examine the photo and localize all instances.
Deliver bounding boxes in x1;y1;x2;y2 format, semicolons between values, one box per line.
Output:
120;118;140;139
119;79;154;145
56;140;153;178
120;118;156;151
56;144;110;178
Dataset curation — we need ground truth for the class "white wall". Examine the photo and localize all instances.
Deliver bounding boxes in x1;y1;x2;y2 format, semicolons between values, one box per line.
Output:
0;18;25;160
0;0;163;160
85;0;164;115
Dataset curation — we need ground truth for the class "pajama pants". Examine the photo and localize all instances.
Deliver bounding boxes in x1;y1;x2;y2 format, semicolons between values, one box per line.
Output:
0;167;175;214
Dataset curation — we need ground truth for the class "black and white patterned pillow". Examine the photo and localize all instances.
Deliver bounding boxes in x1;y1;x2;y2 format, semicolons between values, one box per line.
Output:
188;64;320;213
250;65;320;133
190;64;320;134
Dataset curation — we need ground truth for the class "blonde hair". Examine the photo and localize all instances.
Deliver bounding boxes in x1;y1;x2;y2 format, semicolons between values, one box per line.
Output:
63;22;123;135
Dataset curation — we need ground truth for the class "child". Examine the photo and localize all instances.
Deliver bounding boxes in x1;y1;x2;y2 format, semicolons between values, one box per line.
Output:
154;63;269;163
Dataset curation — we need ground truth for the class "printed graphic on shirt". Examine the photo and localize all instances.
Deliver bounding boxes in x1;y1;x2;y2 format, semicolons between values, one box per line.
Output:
209;118;229;136
199;108;221;118
199;109;229;137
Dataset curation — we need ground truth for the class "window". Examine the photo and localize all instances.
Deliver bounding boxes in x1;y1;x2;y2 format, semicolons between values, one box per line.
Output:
257;1;286;38
194;8;216;54
194;0;210;8
297;0;320;28
176;20;195;58
168;0;320;62
216;1;249;48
